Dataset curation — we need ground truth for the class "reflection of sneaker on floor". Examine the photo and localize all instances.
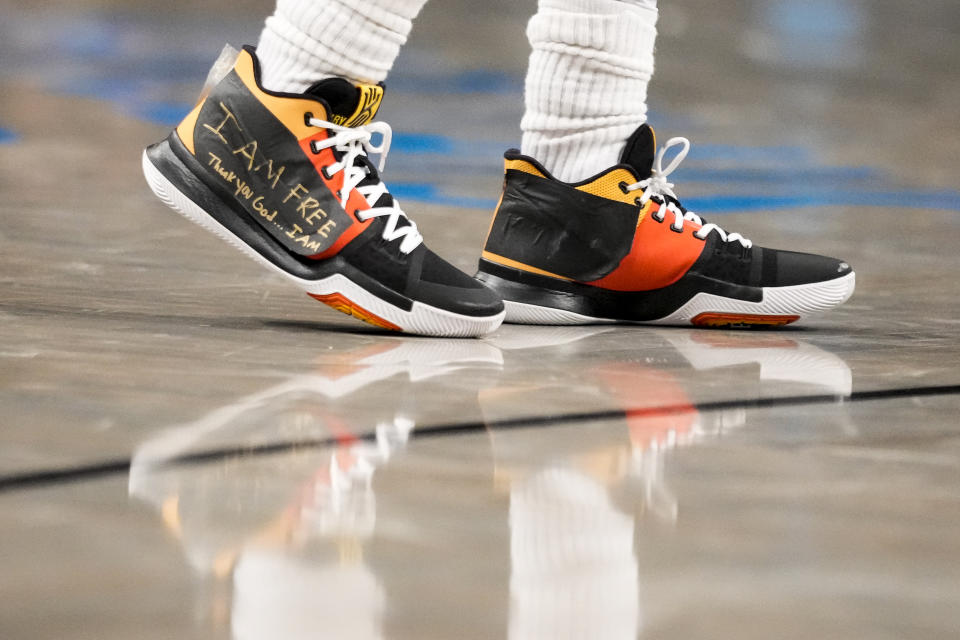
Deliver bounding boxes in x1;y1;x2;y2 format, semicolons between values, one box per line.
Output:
142;46;503;336
129;336;504;572
660;330;853;396
129;336;503;472
476;124;855;327
479;326;854;522
483;325;615;351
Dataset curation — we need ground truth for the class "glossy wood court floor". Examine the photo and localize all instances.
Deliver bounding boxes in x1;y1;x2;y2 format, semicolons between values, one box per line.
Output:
2;1;959;638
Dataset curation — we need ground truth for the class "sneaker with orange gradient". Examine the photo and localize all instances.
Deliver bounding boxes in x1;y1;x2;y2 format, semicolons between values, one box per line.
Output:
476;124;855;327
142;46;503;337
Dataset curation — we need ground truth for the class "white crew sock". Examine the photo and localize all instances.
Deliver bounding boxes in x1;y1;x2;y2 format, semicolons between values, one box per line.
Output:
255;0;430;92
521;0;659;183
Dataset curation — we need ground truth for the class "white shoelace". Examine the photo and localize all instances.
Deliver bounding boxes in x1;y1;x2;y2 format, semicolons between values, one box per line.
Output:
625;137;752;248
308;116;423;254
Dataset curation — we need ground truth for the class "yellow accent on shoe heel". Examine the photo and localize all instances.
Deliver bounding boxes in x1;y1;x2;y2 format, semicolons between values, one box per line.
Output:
175;100;205;155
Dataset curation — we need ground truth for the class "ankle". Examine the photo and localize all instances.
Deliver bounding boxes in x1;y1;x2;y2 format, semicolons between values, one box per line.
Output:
255;0;429;93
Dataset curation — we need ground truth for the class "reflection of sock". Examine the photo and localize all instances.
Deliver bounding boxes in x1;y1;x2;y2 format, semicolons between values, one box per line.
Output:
256;0;430;91
509;467;639;640
233;548;385;640
521;0;659;182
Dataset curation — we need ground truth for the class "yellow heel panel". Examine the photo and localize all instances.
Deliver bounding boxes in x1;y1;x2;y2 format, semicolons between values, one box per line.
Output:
575;168;641;205
481;251;573;282
504;158;546;178
175;100;205;155
481;192;504;250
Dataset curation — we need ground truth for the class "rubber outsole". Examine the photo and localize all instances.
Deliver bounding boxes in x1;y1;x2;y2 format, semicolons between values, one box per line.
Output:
479;269;855;327
142;150;504;337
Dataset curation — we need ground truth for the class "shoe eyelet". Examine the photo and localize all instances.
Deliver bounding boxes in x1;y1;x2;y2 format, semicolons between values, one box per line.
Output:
319;165;332;179
304;111;313;126
670;225;684;234
634;197;643;207
309;140;320;155
618;181;629;194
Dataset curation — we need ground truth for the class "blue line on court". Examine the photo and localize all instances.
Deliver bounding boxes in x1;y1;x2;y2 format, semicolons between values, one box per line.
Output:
386;134;960;213
387;184;960;215
392;133;456;154
678;143;816;165
673;166;882;183
7;10;957;215
684;190;960;214
131;102;194;128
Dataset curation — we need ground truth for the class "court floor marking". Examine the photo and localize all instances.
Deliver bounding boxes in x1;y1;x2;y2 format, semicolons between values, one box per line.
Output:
1;382;959;494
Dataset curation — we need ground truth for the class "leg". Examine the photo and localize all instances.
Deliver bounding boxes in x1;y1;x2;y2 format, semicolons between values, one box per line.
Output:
521;0;660;182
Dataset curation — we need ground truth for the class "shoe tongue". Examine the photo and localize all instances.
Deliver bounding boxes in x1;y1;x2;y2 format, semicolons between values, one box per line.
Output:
619;123;657;180
305;78;384;127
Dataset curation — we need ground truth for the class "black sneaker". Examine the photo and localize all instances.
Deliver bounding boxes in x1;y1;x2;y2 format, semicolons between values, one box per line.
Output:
142;46;504;336
476;125;855;327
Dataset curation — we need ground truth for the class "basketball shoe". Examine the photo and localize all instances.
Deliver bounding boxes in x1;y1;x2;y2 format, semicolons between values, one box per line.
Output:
142;46;504;337
476;125;855;327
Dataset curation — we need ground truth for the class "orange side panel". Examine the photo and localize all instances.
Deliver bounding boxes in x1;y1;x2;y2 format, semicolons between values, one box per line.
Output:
587;202;705;292
308;292;401;331
299;136;373;260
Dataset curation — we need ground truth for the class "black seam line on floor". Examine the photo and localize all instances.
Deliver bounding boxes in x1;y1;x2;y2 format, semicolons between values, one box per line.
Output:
2;382;959;494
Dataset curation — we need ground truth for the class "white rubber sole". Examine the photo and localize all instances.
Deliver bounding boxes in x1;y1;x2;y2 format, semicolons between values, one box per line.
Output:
142;151;504;337
503;271;856;327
